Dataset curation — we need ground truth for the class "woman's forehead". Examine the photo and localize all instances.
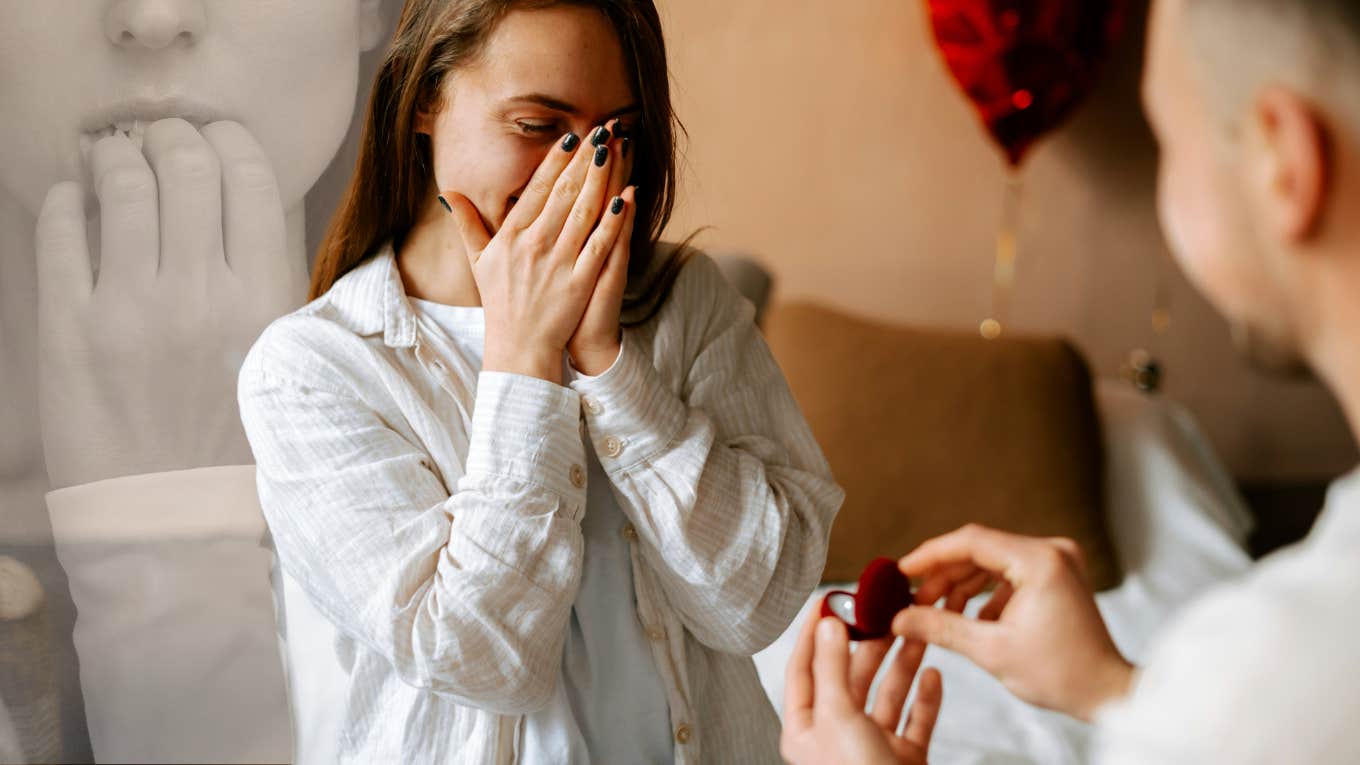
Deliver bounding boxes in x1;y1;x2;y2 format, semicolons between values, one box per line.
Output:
472;5;635;105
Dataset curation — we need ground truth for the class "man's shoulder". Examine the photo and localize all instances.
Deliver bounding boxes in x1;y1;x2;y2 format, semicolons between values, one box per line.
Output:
1094;540;1360;763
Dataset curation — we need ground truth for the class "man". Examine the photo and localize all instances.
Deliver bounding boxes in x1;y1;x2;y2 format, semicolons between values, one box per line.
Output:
782;0;1360;762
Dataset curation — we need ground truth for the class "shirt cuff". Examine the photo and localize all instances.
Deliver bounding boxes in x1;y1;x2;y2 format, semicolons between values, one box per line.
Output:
46;465;264;544
568;333;687;471
465;371;587;504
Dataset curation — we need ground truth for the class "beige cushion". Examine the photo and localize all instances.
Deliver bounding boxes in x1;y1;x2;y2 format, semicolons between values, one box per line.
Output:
763;302;1119;591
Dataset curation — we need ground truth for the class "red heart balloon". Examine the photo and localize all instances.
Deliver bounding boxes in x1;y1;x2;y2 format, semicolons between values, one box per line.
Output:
820;557;915;641
925;0;1127;166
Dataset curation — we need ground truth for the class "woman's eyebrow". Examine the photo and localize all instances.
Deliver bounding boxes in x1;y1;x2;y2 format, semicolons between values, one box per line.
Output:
504;93;641;118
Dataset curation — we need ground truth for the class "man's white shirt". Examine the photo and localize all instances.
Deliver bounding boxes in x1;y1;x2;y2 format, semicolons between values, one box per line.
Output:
1095;468;1360;764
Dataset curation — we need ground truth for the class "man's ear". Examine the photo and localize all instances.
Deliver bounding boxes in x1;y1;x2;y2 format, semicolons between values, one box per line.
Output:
1251;86;1330;244
358;0;387;53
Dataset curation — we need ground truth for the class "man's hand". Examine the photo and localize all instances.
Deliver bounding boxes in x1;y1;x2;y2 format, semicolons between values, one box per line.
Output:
781;604;943;765
892;524;1134;722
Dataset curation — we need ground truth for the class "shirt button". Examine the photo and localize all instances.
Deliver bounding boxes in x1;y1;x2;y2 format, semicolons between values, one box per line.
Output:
646;626;666;641
602;435;624;458
582;396;603;416
569;464;586;489
675;723;692;744
621;524;638;542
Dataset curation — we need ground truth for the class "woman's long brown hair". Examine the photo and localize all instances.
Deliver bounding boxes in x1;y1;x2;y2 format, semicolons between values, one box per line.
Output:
310;0;691;327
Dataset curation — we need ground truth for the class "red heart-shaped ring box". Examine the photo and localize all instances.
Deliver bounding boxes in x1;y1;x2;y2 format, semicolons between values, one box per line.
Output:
820;557;914;641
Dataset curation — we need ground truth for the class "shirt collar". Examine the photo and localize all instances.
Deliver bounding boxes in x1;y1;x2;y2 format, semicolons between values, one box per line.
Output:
1308;466;1360;549
322;241;419;349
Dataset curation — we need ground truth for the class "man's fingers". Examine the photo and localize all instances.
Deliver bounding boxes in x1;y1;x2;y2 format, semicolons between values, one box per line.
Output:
200;121;288;281
945;570;995;613
90;133;158;290
812;617;855;714
502;131;582;231
141;117;223;282
1047;536;1091;586
870;639;926;731
783;599;822;724
36;182;94;303
892;606;994;666
899;524;1047;583
978;581;1014;622
442;193;491;263
902;668;943;749
849;637;893;711
914;561;986;606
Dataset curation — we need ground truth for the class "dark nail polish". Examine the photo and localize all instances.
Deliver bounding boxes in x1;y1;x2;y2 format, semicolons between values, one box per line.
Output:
590;126;611;146
594;144;609;167
437;195;452;214
610;196;625;215
561;132;580;152
621;137;631;158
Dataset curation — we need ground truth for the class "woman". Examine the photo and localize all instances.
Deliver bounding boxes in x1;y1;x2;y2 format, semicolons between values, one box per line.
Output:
238;0;844;762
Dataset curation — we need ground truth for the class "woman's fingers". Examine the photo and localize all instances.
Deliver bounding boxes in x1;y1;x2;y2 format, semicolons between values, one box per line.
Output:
200;121;288;282
598;185;637;283
141;118;224;284
528;124;604;246
501;130;583;232
902;668;943;750
870;639;926;731
90;132;158;292
603;119;630;201
572;186;631;285
555;133;614;257
442;192;492;264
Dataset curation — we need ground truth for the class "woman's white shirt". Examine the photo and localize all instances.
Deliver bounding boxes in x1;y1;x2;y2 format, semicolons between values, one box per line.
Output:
237;243;844;764
408;297;674;764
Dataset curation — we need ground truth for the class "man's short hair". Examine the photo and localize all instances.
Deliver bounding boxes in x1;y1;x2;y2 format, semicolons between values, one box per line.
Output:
1184;0;1360;130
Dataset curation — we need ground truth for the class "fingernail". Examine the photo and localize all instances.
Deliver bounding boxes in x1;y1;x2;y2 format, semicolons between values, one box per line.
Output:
593;144;609;167
610;196;624;215
437;195;452;214
621;137;631;158
561;132;580;152
590;125;611;146
818;618;839;641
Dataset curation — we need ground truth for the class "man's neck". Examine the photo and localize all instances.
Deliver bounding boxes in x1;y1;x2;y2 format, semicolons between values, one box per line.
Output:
1305;250;1360;453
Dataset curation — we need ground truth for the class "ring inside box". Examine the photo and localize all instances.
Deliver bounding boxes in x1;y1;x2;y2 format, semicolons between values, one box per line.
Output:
820;557;914;641
824;591;857;624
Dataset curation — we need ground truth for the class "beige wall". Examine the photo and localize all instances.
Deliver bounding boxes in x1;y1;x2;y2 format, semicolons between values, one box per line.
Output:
654;0;1356;481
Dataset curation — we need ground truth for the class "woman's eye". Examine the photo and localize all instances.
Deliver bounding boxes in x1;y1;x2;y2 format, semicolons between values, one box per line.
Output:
516;121;559;136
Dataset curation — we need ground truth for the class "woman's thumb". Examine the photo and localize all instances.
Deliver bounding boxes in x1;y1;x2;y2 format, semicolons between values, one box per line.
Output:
439;192;491;262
